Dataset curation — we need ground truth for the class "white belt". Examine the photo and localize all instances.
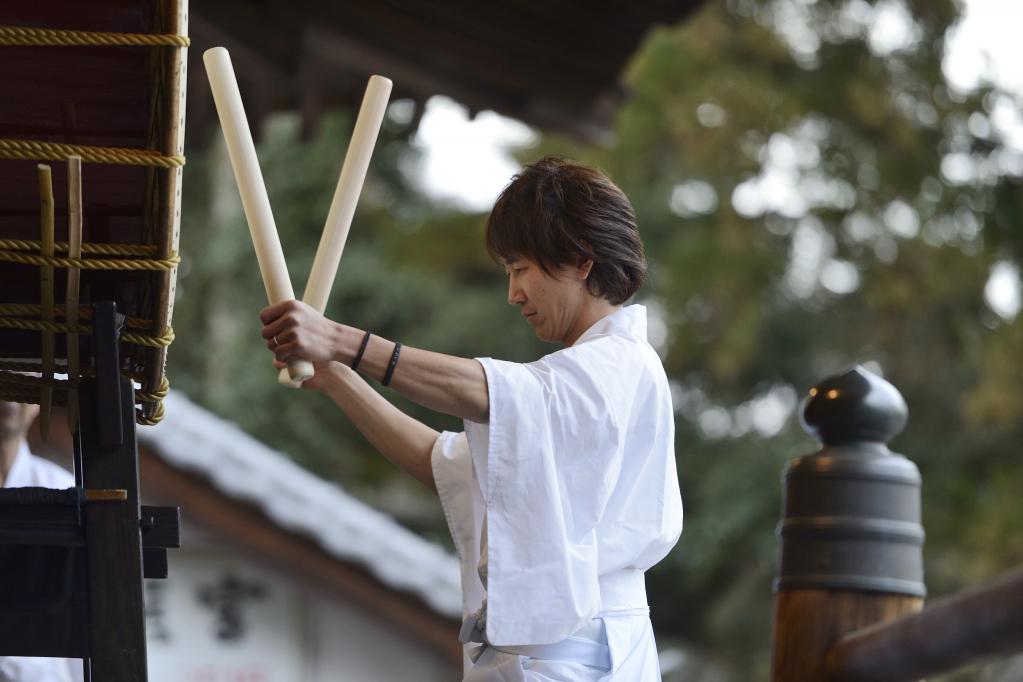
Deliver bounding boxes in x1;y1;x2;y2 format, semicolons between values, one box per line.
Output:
459;607;648;671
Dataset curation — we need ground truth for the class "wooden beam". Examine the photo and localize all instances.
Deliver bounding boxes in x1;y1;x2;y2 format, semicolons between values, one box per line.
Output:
300;0;609;102
302;23;611;141
190;0;661;140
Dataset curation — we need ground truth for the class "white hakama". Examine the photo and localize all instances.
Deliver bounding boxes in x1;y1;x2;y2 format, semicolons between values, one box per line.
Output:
432;305;683;681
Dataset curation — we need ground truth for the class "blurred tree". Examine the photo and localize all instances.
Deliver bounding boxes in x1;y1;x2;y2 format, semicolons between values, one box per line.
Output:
170;0;1023;678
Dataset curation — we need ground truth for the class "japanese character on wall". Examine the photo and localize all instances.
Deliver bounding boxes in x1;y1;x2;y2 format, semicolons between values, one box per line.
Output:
196;572;268;642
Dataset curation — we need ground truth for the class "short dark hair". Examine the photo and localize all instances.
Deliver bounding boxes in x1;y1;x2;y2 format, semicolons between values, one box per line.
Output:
485;157;646;305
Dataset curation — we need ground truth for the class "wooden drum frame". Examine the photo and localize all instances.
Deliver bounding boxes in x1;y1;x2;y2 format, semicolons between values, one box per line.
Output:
0;0;188;429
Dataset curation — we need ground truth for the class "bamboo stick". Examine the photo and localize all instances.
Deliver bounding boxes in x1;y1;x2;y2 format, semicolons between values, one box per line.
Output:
66;156;83;435
37;164;54;440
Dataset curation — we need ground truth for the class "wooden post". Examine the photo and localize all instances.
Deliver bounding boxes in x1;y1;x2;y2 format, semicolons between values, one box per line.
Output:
771;366;926;682
79;302;149;681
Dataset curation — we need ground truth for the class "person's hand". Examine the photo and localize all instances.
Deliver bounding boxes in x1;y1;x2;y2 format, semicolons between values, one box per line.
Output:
259;300;341;365
272;357;339;393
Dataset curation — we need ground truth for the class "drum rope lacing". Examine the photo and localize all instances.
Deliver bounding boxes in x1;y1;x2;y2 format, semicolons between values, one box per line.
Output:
0;25;190;48
0;24;188;425
0;368;169;425
0;139;184;168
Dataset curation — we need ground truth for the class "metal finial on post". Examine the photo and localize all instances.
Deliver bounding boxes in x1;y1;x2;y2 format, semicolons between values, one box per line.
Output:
771;366;926;682
800;365;907;446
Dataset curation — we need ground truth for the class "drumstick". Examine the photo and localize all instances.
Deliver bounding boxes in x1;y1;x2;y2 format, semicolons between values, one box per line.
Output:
203;47;314;383
278;75;393;388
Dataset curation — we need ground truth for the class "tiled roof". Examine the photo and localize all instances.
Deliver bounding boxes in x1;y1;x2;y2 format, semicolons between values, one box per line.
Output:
139;391;462;618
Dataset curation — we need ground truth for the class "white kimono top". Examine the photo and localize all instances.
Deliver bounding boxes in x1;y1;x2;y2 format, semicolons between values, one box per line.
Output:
432;305;683;680
1;443;82;682
5;442;75;490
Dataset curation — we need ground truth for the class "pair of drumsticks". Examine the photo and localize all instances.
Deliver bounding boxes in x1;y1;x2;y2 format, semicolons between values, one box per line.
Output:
204;48;392;388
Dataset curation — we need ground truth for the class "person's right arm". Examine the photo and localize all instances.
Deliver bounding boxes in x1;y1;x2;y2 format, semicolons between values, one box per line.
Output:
260;300;489;423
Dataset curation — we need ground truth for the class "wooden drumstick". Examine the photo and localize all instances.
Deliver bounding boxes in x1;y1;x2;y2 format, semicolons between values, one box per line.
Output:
278;75;393;388
203;47;314;383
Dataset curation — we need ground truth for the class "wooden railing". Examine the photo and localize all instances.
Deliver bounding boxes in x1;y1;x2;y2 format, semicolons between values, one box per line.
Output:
825;566;1023;681
771;366;1023;681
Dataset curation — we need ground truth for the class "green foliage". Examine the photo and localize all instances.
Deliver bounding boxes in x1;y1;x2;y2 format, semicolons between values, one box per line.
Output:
169;1;1023;678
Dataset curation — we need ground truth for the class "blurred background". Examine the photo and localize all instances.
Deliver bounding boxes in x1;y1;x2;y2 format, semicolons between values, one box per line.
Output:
126;0;1023;679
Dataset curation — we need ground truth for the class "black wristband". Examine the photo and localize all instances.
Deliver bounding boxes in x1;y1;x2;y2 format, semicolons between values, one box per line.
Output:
351;331;372;372
382;341;402;387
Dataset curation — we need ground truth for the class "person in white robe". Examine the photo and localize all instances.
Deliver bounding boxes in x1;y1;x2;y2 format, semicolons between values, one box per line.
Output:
0;400;84;682
260;156;684;681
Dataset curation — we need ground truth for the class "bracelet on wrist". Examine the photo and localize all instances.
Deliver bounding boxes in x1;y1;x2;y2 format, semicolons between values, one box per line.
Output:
351;330;372;372
382;341;402;386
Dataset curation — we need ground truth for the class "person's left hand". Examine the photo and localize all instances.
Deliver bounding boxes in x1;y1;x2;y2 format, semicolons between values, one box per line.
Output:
259;300;340;365
271;357;337;393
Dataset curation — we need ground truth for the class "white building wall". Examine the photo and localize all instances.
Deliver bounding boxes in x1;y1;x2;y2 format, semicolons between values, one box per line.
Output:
145;549;458;682
307;593;457;682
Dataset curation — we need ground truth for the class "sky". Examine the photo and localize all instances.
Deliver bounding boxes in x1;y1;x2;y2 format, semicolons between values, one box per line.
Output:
404;98;535;212
943;0;1023;95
